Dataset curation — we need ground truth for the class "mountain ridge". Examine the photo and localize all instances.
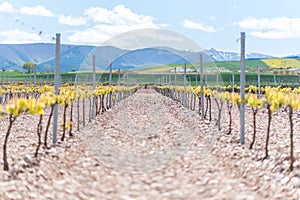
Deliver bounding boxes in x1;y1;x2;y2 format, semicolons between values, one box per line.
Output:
0;43;281;72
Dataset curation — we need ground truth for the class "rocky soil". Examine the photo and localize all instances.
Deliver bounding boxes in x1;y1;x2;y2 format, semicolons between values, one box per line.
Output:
0;88;299;199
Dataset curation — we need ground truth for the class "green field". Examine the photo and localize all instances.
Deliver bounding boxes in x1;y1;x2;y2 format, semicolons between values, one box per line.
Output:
1;70;299;88
2;57;300;87
132;60;274;73
214;60;272;72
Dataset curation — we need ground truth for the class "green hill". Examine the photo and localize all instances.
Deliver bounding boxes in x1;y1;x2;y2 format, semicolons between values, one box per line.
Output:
132;59;272;73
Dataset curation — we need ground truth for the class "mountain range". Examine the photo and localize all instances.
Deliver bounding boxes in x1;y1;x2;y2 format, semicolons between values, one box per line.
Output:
0;43;284;72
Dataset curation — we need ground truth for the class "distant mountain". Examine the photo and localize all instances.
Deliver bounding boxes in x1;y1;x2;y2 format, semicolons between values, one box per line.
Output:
0;43;94;72
112;48;186;70
203;48;273;61
0;43;276;72
37;45;94;72
284;54;300;59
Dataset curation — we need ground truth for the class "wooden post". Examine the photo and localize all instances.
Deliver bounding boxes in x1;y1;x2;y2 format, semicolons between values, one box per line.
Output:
184;63;187;107
232;69;235;93
174;67;177;85
33;64;37;87
53;33;60;144
200;53;204;118
92;55;96;118
118;68;120;86
109;63;112;86
240;32;245;145
1;68;4;88
258;64;261;98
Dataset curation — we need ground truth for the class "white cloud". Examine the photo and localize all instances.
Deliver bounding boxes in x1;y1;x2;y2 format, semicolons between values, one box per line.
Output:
0;1;14;13
58;15;87;26
101;28;201;51
0;3;54;17
19;5;54;17
0;29;42;43
68;5;161;45
84;5;156;26
159;23;169;27
68;28;111;45
68;23;158;45
182;19;216;32
238;17;300;39
250;31;296;39
209;16;216;21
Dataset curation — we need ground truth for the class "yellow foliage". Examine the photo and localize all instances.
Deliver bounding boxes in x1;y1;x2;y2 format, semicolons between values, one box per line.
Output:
262;58;300;69
246;93;266;108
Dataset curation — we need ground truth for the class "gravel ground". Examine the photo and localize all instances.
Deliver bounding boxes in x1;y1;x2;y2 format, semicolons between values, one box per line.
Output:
0;88;299;199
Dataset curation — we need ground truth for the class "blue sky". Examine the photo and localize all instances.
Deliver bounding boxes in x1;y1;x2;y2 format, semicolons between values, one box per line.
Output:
0;0;299;57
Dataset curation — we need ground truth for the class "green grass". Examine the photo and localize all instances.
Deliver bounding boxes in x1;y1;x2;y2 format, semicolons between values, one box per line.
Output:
131;60;272;73
214;60;271;72
2;62;300;87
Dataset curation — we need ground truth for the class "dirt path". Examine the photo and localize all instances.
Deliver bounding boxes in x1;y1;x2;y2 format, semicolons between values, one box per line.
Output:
0;88;298;199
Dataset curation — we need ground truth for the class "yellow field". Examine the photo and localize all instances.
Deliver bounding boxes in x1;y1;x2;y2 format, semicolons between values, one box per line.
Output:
134;64;196;73
261;58;300;69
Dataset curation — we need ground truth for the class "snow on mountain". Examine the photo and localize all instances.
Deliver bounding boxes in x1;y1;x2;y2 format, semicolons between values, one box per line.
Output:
204;48;273;61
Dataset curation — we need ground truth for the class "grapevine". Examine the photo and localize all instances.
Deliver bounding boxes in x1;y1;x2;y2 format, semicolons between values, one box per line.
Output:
0;84;137;171
154;84;300;171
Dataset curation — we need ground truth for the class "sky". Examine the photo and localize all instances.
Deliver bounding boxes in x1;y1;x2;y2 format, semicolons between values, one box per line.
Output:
0;0;299;57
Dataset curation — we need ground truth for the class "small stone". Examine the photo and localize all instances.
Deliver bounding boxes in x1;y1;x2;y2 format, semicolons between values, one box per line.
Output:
281;176;290;185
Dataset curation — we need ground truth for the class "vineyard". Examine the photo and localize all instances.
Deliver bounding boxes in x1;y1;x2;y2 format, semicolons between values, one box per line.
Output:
0;79;299;198
0;32;300;199
0;84;137;170
155;84;300;170
1;62;300;198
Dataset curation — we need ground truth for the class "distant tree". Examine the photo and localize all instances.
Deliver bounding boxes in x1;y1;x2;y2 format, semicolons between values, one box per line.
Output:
23;62;35;74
